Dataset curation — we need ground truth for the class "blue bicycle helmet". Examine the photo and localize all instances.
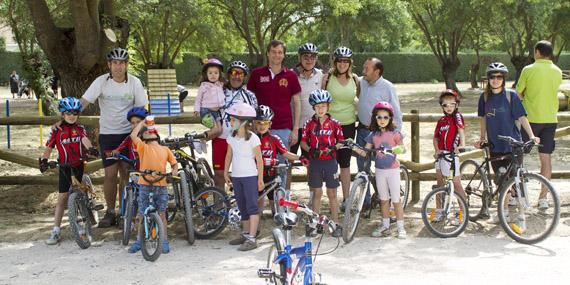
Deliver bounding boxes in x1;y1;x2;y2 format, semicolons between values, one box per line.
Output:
58;97;82;113
308;89;332;106
127;107;149;121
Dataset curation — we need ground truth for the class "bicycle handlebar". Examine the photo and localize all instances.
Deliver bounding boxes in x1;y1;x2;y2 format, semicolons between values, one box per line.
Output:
278;198;337;233
106;153;137;167
497;135;542;148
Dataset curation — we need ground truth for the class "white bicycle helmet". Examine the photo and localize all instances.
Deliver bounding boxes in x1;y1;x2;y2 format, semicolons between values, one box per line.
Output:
107;47;129;61
298;43;318;55
229;60;249;74
225;102;257;120
257;105;274;121
486;62;509;76
309;89;332;106
333;46;353;59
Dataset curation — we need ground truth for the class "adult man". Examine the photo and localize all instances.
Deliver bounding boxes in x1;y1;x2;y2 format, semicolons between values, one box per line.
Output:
81;47;149;227
357;58;402;207
516;40;562;207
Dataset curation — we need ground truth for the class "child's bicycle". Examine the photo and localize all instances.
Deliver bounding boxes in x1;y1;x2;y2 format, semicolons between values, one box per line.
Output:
337;140;410;243
46;159;103;249
421;150;469;238
136;170;179;262
461;136;560;244
258;198;339;285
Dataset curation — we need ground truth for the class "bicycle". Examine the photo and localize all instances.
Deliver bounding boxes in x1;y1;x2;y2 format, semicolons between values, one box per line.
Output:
258;198;339;285
462;136;560;244
338;140;410;243
421;150;469;238
46;160;103;249
136;170;179;262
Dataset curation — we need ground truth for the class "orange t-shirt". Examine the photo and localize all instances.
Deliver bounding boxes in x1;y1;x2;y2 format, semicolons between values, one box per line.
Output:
133;137;177;186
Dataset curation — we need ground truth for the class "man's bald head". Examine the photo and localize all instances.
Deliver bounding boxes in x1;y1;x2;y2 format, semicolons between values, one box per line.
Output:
363;57;384;83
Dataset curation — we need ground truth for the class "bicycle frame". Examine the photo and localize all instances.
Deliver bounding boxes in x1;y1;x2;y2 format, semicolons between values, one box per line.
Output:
143;192;159;239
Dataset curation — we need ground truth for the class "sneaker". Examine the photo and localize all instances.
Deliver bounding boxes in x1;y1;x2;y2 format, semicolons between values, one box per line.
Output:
538;199;549;210
371;225;390;237
508;196;517;207
128;240;141;253
238;239;258;251
45;230;60;245
397;228;407;239
162;241;170;254
332;225;343;238
229;234;247;245
98;211;117;228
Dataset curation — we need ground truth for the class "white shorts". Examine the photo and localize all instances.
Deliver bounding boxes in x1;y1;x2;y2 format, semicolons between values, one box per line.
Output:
374;168;401;203
435;151;460;177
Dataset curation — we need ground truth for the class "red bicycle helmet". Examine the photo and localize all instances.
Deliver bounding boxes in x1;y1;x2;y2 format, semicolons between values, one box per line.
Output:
439;89;460;104
373;101;394;116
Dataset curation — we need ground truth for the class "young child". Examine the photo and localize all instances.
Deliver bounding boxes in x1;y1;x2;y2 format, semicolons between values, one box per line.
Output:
110;107;149;170
40;97;99;245
433;89;467;201
128;118;178;254
223;102;264;251
255;105;302;215
354;101;407;239
300;89;344;238
194;58;225;138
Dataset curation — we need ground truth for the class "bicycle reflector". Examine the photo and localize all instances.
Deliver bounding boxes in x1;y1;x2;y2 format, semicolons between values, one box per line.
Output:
279;198;299;210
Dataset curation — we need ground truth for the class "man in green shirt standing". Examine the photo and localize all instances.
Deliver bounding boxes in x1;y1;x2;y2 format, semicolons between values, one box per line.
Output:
516;40;563;208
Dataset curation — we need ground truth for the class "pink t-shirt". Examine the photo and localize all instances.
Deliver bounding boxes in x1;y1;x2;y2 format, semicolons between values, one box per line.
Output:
365;130;403;169
195;81;225;110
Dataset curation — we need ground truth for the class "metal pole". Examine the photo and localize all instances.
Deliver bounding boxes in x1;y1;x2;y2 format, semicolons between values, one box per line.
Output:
167;93;172;137
6;100;10;149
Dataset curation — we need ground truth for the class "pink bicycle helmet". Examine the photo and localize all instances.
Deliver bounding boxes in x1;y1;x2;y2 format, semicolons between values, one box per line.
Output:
373;101;394;116
202;58;224;72
225;102;256;120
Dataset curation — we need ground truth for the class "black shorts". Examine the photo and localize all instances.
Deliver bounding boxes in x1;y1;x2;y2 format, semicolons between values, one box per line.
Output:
336;123;356;168
59;165;84;193
308;159;339;188
260;175;277;200
179;91;189;102
99;133;130;167
490;152;522;186
522;123;556;154
289;128;308;157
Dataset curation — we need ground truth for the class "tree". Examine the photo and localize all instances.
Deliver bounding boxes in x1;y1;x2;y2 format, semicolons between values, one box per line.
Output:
407;0;477;91
548;1;570;62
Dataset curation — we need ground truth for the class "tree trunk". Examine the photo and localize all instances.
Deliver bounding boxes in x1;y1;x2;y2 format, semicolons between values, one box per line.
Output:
510;55;533;88
469;63;480;89
441;58;461;92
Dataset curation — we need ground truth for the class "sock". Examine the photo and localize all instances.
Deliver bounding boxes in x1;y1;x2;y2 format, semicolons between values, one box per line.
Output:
383;218;390;228
396;220;405;230
246;234;256;242
53;226;60;234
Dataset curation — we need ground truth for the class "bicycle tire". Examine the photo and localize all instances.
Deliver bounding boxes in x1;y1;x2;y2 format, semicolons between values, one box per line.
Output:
266;228;287;285
400;166;410;210
193;186;230;239
460;159;490;221
179;171;195;245
165;182;178;223
497;173;560;244
197;158;215;187
342;176;367;243
140;211;165;262
122;187;136;245
421;187;469;238
68;191;92;249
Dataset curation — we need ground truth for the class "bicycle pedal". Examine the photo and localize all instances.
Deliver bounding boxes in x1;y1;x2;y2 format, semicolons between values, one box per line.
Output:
257;268;274;278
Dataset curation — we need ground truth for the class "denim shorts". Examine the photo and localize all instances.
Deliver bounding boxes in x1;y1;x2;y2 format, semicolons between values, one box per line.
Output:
200;107;222;121
137;185;168;215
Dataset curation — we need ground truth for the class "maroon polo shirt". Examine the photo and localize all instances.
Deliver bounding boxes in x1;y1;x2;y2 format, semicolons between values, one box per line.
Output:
247;66;302;130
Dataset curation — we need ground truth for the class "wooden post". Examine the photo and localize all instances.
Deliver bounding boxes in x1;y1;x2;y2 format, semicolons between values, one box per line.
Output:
411;109;420;203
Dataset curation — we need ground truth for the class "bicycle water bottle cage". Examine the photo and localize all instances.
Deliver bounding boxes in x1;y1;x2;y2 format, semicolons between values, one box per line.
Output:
274;212;298;227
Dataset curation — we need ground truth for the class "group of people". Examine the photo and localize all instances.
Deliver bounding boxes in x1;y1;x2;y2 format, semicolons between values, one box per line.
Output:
39;38;562;254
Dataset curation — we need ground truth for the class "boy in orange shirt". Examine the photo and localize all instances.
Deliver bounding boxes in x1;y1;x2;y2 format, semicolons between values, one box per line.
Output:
128;118;178;254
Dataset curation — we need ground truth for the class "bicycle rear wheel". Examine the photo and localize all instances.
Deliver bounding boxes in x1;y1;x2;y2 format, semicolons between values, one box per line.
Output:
497;173;560;244
193;187;230;239
342;176;367;243
179;171;195;245
68;191;93;249
165;181;178;223
122;187;136;245
460;159;490;221
140;211;165;262
421;187;469;238
400;166;410;210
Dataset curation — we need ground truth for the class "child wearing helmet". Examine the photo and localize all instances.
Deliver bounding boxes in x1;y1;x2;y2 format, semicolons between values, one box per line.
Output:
300;89;344;238
109;107;149;170
353;101;407;239
195;58;225;137
223;102;265;251
254;105;302;215
40;97;99;245
128;116;178;255
433;89;467;201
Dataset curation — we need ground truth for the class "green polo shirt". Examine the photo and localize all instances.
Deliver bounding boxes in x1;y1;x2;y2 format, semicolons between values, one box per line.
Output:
516;59;562;123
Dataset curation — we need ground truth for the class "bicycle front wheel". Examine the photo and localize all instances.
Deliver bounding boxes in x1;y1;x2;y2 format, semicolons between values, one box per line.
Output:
342;176;367;243
179;171;195;245
497;173;560;244
140;211;165;262
68;191;93;249
400;166;410;210
460;159;490;221
193;187;230;239
421;187;469;238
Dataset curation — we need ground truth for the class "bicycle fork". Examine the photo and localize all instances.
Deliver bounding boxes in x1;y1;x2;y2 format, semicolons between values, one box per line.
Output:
511;169;529;234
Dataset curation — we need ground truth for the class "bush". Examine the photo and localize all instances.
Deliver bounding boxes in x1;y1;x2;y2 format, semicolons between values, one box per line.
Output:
0;51;23;85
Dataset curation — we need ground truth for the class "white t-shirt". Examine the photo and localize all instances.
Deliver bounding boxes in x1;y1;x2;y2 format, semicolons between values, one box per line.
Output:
83;73;148;134
295;68;323;126
226;131;260;177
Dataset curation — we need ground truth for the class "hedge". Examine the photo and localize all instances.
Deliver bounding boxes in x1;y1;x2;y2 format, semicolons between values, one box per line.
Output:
0;51;24;85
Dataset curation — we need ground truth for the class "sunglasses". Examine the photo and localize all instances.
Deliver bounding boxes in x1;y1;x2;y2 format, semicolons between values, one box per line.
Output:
489;75;504;80
255;121;270;126
302;54;317;60
64;110;79;116
336;59;351;63
375;115;391;121
441;103;457;108
230;69;245;77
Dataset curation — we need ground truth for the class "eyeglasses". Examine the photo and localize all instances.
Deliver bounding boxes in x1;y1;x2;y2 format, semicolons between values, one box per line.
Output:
336;59;351;64
375;115;391;121
230;69;245;77
255;121;270;126
489;75;504;80
441;103;457;108
302;54;317;61
64;110;79;116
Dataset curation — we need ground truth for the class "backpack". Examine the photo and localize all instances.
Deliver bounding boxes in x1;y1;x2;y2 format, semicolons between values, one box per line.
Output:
323;72;360;97
483;88;521;130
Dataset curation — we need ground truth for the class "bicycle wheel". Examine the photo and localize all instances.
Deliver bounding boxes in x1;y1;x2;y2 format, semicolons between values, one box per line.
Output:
342;176;367;243
497;173;560;244
140;211;165;262
266;228;288;285
197;158;215;187
400;166;410;209
165;181;178;223
68;191;93;249
122;187;136;245
421;187;469;238
179;171;195;245
460;159;490;221
193;187;230;239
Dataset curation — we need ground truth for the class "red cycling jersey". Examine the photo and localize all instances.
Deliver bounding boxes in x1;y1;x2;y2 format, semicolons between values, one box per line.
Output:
259;132;289;177
115;136;140;170
46;122;87;167
434;112;464;151
301;114;344;160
